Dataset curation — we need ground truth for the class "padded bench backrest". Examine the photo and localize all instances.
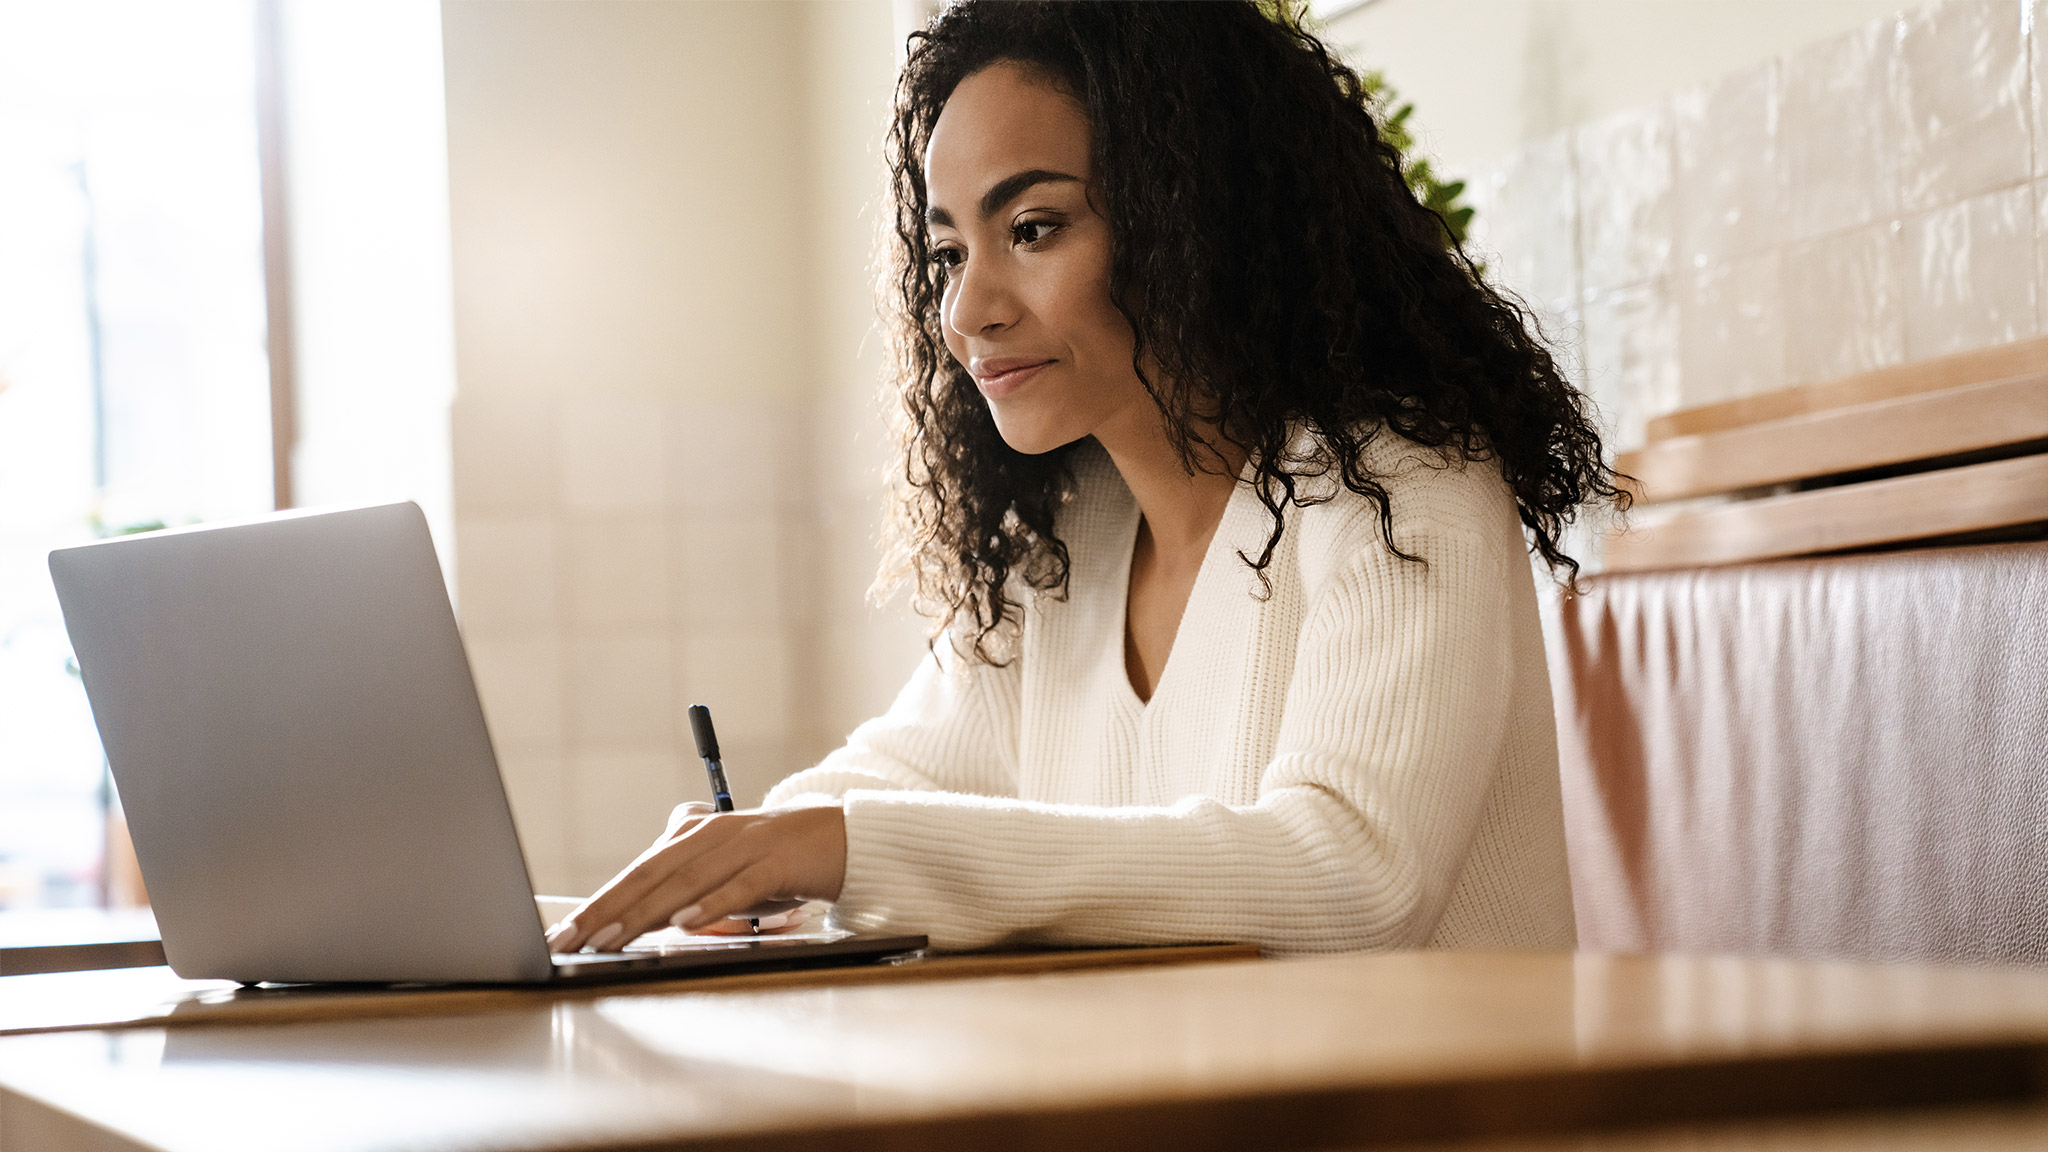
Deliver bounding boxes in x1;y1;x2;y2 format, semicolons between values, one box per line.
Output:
1544;540;2048;964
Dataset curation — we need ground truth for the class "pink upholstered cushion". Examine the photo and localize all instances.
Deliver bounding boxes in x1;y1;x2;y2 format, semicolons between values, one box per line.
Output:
1545;540;2048;964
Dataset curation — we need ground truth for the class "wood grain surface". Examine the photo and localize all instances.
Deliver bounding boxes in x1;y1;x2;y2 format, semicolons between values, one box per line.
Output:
1603;452;2048;571
0;941;1260;1037
1644;335;2048;442
4;950;2048;1151
1360;1100;2048;1152
1615;373;2048;503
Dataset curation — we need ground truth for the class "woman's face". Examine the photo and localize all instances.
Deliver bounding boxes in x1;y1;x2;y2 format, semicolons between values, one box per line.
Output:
924;61;1155;456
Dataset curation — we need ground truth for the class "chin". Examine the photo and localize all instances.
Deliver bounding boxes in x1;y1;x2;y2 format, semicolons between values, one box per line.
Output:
989;410;1084;456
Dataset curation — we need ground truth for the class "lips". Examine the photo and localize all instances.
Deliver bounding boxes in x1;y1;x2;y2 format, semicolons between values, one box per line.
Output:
971;357;1054;399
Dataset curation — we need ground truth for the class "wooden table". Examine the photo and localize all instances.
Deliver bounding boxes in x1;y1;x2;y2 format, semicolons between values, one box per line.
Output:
0;943;1260;1037
4;950;2048;1151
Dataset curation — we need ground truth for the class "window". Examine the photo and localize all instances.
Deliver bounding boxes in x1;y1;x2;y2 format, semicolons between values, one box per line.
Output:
0;0;273;908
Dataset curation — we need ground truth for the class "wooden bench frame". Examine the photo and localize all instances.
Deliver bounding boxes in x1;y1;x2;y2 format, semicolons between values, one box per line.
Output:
1606;336;2048;571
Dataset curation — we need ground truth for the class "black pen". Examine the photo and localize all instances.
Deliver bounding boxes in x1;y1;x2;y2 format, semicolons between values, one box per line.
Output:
687;704;757;935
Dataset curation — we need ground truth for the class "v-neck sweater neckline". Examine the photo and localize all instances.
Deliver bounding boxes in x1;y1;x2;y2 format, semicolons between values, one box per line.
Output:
1107;468;1257;714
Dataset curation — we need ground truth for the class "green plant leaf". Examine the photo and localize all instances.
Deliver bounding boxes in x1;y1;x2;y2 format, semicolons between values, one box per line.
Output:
1256;13;1480;254
1358;72;1478;251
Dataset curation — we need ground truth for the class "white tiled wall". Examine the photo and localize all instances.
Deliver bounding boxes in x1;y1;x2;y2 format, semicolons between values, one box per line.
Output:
452;388;851;895
442;1;922;898
1469;0;2044;456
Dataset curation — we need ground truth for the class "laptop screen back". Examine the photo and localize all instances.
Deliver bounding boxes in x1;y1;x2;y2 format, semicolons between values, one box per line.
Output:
49;502;552;983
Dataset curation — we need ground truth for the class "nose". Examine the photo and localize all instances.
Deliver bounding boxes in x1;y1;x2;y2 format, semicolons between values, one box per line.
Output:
943;254;1017;340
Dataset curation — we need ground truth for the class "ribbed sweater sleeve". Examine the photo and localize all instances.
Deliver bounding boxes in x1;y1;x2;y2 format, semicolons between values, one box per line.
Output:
813;468;1525;954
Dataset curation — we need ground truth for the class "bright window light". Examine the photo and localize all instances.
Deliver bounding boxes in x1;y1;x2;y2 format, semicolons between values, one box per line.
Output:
0;0;272;908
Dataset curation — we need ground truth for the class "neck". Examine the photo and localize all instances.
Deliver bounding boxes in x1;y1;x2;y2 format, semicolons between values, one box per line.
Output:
1091;404;1245;553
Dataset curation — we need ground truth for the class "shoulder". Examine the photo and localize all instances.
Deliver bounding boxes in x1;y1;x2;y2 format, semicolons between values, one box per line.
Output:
1278;428;1526;595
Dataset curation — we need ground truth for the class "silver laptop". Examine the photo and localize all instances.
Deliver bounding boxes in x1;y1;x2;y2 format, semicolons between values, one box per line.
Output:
48;502;923;985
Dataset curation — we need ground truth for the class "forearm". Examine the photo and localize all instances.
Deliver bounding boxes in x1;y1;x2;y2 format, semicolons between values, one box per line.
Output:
827;781;1441;954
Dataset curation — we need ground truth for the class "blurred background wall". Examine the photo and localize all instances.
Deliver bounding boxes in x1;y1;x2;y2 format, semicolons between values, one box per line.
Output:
440;0;922;895
1320;0;1909;173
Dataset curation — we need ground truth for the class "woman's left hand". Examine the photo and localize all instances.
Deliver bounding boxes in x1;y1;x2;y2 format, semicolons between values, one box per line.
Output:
544;804;847;953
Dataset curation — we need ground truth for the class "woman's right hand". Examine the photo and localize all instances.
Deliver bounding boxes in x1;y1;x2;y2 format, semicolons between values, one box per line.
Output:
642;801;818;934
663;800;716;839
545;801;824;951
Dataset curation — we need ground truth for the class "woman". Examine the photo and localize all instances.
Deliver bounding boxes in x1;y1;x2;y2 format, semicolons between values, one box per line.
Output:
546;1;1624;956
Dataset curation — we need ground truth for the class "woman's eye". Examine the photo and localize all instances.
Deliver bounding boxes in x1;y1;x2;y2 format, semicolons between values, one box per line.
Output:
1012;219;1057;246
930;246;964;272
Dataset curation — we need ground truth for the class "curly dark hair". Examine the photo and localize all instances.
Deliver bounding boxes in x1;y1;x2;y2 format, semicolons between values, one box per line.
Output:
883;0;1627;658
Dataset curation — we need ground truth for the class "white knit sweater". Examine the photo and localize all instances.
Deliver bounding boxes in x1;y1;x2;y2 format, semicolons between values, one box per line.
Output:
766;435;1576;954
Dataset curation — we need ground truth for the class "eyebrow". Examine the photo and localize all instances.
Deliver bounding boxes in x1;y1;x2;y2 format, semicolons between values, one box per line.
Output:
925;168;1083;227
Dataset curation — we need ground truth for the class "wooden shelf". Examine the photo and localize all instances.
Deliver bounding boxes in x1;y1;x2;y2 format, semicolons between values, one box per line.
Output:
1644;335;2048;443
1604;452;2048;572
1613;335;2048;570
1616;372;2048;503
